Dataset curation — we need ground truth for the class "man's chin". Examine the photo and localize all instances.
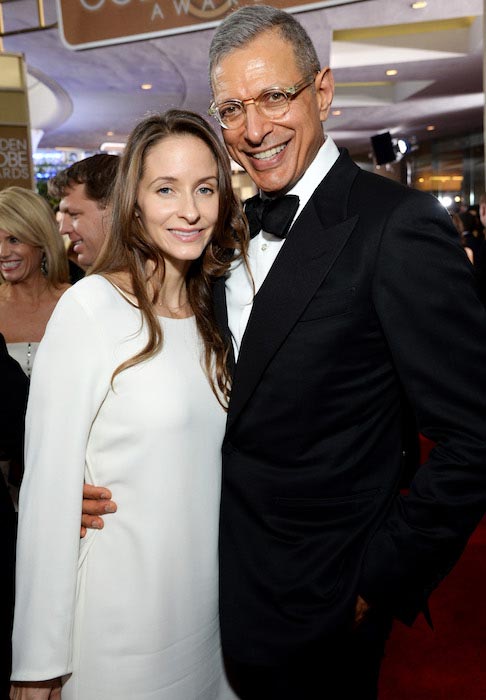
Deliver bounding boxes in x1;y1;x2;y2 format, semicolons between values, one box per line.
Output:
247;167;296;197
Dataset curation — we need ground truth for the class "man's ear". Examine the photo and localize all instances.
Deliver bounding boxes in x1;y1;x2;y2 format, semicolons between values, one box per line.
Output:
315;67;335;122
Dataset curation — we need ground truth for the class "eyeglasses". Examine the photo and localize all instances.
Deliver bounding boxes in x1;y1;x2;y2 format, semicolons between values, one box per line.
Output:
208;74;316;130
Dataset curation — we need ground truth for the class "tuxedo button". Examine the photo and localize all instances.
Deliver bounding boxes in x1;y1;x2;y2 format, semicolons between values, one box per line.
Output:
261;243;268;251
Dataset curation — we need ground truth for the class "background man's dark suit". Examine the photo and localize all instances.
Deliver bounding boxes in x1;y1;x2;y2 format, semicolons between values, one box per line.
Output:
474;238;486;307
0;333;29;697
216;150;486;685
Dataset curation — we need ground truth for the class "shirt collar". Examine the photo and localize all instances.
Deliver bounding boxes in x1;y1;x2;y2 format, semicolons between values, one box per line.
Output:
287;136;340;221
257;136;340;223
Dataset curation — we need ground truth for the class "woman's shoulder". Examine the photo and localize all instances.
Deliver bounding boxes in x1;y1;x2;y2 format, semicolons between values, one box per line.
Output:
47;276;123;326
57;275;140;332
61;274;121;307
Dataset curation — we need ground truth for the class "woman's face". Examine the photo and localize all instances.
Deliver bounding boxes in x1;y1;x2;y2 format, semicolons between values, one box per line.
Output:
0;229;43;284
136;133;219;276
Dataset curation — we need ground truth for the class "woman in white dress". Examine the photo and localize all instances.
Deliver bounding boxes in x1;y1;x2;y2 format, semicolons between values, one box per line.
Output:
10;110;248;700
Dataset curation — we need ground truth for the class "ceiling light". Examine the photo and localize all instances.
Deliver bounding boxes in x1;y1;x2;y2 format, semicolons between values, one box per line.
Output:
140;83;152;90
332;110;342;116
397;139;409;155
100;142;126;152
438;196;453;209
106;131;114;136
426;125;435;131
411;1;427;8
386;69;398;77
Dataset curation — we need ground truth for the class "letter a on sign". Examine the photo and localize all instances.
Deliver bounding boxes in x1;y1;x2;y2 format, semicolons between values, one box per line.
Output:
55;0;363;49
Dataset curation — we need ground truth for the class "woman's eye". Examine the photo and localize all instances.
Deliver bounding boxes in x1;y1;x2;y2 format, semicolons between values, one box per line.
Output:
157;187;172;195
198;186;214;195
9;236;20;243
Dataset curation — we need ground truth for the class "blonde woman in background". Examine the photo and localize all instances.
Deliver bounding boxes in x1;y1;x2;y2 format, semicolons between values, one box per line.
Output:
0;186;69;697
0;186;70;505
0;186;70;377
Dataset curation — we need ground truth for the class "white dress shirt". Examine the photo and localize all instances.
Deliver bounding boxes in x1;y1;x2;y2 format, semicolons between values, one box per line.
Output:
226;135;341;358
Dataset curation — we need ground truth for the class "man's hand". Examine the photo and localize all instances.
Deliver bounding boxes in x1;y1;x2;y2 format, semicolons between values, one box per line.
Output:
10;679;61;699
354;594;370;628
81;483;117;538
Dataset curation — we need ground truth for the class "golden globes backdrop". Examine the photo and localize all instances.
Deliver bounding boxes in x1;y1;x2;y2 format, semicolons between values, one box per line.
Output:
56;0;365;49
0;54;34;190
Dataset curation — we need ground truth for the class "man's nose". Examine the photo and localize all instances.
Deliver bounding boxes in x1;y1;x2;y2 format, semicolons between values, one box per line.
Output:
244;104;274;145
59;212;73;235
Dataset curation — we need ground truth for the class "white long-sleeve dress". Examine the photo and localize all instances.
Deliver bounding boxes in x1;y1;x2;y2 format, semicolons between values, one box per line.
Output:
11;275;235;700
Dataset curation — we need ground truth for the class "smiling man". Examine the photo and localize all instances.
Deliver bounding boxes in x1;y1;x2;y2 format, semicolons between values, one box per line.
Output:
209;33;331;197
205;6;486;699
48;154;119;271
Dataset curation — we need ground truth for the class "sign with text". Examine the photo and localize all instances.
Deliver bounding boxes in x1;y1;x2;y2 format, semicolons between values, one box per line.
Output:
56;0;365;50
0;125;34;190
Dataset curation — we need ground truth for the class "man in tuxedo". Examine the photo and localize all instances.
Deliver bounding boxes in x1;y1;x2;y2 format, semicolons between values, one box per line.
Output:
82;6;486;698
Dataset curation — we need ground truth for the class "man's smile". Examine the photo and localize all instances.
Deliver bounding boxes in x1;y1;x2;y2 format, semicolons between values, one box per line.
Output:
252;143;287;161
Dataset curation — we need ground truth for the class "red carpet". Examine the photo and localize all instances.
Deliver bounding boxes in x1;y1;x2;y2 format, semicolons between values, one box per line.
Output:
379;444;486;700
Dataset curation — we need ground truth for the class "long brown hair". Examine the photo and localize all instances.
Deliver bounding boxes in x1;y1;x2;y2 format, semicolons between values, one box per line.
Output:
91;109;248;407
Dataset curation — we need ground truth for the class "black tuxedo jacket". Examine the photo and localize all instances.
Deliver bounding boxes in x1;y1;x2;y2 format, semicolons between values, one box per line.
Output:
475;238;486;307
215;149;486;666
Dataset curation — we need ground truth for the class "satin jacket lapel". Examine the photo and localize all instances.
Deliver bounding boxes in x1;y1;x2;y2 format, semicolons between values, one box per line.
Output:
213;275;229;337
227;150;360;431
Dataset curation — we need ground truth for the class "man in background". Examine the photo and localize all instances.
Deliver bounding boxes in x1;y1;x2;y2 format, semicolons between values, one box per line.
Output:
48;153;119;273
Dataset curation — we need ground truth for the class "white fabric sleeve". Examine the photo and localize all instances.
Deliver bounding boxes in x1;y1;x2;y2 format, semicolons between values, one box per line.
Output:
11;288;112;681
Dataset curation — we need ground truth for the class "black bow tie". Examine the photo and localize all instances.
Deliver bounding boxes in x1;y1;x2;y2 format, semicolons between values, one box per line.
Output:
245;193;300;239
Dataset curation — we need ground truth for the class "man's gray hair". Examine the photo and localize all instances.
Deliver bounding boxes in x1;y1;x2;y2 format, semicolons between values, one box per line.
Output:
209;4;320;89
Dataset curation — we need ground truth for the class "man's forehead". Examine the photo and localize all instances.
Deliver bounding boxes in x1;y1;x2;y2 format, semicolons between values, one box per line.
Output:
211;35;298;99
63;182;88;199
60;183;90;207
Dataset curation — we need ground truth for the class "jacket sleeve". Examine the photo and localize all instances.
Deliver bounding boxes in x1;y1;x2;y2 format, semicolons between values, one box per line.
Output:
359;191;486;624
11;289;112;681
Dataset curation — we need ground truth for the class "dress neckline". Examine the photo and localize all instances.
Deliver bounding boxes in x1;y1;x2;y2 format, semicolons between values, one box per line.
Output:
106;278;195;322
